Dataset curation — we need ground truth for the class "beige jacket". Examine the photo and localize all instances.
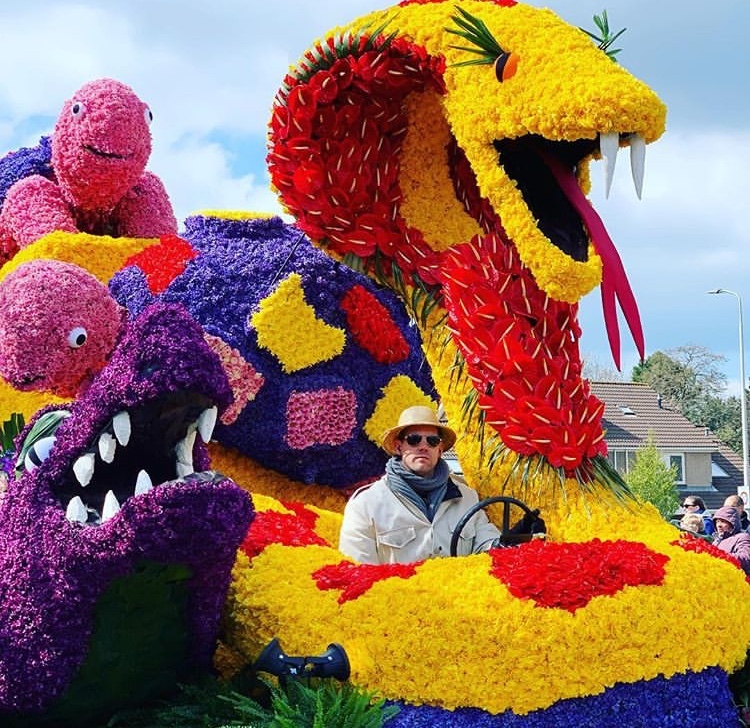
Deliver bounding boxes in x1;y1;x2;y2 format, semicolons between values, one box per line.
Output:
338;476;501;564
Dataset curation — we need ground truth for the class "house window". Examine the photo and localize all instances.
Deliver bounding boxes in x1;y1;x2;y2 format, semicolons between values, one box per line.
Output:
607;449;638;475
666;454;685;484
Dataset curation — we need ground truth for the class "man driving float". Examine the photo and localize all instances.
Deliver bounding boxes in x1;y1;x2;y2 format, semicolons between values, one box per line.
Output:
338;405;502;564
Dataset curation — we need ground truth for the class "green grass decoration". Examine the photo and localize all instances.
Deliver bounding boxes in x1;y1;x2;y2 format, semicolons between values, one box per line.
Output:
580;10;627;61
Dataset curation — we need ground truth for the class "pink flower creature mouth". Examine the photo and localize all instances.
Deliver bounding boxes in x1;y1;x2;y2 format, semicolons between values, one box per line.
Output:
83;144;127;160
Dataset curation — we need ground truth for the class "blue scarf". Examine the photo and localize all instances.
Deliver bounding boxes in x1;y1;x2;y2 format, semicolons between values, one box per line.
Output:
385;457;451;522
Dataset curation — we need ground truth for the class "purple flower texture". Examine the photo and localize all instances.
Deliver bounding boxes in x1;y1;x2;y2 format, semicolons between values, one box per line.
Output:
0;301;253;721
110;215;436;488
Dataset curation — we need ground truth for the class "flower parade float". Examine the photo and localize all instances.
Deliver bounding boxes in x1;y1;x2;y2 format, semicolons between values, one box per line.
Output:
0;3;748;726
0;212;435;724
221;0;750;726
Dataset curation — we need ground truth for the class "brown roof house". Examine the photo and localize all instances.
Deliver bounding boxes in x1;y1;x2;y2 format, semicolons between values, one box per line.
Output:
590;381;745;510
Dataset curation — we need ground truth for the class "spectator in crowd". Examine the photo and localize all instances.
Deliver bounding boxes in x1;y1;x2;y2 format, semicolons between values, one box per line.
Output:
682;496;714;536
679;512;704;534
339;405;502;564
724;494;749;531
712;506;750;575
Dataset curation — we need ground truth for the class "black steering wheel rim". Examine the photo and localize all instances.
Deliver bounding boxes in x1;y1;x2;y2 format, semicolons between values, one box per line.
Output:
449;495;538;556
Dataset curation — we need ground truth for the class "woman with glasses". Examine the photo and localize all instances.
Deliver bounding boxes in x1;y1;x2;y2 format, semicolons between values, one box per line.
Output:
682;496;715;536
338;405;502;564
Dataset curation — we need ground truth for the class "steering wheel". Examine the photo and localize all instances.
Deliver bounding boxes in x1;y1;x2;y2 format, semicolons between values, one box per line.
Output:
449;495;540;556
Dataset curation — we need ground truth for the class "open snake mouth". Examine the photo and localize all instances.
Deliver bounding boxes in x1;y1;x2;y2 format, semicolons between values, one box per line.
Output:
21;391;219;525
83;144;126;160
494;136;597;263
494;132;647;368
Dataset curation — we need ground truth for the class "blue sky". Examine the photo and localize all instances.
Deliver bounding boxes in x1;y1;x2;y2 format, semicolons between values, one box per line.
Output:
0;1;748;392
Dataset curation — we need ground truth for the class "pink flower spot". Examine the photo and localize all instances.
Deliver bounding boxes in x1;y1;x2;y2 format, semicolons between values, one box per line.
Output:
286;388;357;449
203;334;264;424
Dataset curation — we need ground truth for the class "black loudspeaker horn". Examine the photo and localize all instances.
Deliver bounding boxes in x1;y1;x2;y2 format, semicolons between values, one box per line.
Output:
253;637;305;677
305;643;350;681
253;638;350;681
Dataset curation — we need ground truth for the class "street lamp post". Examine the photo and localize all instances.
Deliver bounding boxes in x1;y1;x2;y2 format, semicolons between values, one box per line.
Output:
708;288;749;499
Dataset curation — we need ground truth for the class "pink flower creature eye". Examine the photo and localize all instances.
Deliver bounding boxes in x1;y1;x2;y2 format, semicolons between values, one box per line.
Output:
67;327;87;348
144;106;153;126
71;101;86;119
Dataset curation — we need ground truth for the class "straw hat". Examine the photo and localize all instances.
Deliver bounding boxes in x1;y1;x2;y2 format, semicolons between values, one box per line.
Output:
381;405;456;456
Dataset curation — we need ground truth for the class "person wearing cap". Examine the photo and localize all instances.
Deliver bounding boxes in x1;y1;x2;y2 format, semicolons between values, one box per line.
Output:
711;506;750;575
338;405;502;564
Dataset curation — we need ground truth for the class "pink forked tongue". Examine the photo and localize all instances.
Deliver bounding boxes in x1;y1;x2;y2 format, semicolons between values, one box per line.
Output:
538;149;645;370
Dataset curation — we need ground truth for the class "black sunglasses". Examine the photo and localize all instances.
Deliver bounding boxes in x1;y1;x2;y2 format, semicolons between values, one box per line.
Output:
683;502;697;508
402;434;442;448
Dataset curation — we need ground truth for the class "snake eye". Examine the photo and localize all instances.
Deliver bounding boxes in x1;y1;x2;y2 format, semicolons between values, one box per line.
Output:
494;52;518;82
71;101;86;119
144;107;153;126
67;327;87;348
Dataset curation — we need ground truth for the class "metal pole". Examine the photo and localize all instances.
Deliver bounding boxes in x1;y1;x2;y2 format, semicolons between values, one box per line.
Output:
708;289;749;497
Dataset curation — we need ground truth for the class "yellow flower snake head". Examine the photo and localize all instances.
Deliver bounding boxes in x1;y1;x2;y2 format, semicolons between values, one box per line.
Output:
268;0;666;482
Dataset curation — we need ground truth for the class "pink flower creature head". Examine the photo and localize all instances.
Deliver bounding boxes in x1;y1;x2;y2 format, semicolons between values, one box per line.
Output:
51;78;153;212
0;260;125;397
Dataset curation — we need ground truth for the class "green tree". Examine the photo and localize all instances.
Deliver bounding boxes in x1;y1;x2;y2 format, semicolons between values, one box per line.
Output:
625;432;679;519
631;345;745;454
632;345;727;416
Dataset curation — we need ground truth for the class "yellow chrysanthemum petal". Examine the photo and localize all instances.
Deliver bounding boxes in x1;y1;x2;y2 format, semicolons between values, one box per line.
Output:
251;273;345;373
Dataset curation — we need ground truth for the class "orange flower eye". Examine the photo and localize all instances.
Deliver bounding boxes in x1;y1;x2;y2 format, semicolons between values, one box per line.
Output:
495;52;518;82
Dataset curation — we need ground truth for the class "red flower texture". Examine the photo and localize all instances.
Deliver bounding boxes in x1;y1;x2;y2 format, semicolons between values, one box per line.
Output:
340;285;410;364
490;539;669;612
441;232;605;473
672;533;750;583
241;510;329;560
123;234;198;295
267;34;446;287
313;560;421;603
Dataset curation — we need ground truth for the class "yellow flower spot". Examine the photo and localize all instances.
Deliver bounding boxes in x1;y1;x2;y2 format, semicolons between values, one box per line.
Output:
251;273;345;373
364;375;436;446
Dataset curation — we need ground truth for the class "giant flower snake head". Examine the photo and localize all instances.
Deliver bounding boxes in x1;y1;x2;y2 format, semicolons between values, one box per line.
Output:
268;0;666;478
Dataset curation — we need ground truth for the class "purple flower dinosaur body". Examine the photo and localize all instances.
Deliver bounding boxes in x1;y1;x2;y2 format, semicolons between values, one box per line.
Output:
0;301;253;721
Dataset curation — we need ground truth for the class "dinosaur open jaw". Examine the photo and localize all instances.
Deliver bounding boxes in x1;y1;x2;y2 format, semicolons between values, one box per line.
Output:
56;391;218;526
83;144;126;160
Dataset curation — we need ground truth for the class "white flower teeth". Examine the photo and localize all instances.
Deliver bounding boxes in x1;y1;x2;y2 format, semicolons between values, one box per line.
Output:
65;495;88;524
629;133;646;199
135;469;153;496
600;131;619;198
98;432;116;463
102;490;120;522
58;401;216;526
73;453;95;487
112;411;131;446
599;131;646;199
176;427;196;468
176;462;194;479
197;406;217;443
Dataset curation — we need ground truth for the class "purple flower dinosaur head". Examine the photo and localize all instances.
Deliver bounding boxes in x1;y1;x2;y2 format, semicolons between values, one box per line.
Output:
0;300;253;721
